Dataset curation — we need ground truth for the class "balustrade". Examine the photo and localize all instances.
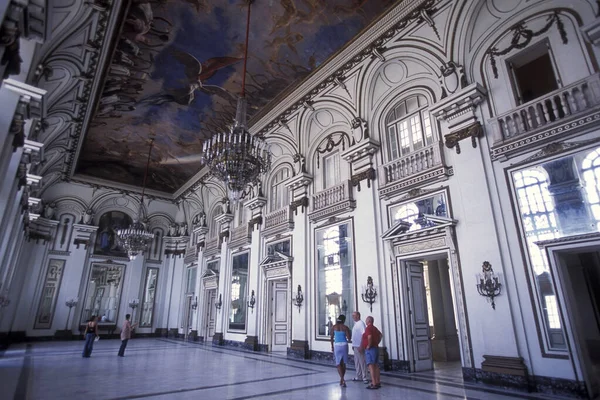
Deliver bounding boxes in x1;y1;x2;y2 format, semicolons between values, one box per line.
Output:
379;141;443;186
491;73;600;141
311;180;353;213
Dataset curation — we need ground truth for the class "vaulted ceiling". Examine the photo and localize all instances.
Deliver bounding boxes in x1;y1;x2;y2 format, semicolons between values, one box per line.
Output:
48;0;397;194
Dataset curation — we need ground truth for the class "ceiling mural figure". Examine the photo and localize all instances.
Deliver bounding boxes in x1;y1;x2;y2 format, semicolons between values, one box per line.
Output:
76;0;396;193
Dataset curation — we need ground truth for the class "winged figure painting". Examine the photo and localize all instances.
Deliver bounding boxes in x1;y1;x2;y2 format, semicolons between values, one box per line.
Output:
141;50;241;106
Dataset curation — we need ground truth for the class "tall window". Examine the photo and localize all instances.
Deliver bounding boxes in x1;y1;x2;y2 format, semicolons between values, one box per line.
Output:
582;147;600;230
229;252;249;331
209;207;223;238
186;267;197;294
513;168;565;349
385;95;435;161
316;222;355;336
270;167;291;212
323;151;341;189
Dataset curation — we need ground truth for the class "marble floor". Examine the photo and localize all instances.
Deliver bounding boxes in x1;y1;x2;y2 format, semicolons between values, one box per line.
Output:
0;338;573;400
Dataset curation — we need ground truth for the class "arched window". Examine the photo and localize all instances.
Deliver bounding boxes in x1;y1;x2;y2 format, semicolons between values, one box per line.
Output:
582;147;600;230
209;206;223;238
385;94;435;161
513;168;564;347
270;167;291;212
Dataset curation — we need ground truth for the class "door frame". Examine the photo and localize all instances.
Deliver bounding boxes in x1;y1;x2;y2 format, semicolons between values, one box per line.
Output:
203;288;217;340
395;247;471;372
540;233;600;398
267;278;291;352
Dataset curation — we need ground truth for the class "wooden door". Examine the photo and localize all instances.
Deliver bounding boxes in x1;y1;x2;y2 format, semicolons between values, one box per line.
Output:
206;289;216;339
271;280;289;352
406;260;433;372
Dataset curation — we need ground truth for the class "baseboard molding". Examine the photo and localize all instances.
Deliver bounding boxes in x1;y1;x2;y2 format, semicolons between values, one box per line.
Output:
462;367;588;398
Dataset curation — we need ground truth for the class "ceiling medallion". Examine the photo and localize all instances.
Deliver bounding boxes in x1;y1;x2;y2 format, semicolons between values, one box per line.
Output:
116;139;155;260
202;0;271;202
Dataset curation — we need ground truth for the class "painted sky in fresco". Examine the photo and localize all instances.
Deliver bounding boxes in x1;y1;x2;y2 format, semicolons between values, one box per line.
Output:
76;0;396;193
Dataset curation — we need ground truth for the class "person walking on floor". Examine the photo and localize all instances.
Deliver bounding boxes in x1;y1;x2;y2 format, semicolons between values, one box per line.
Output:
118;314;137;357
82;315;98;358
330;314;352;387
351;311;369;384
362;316;382;390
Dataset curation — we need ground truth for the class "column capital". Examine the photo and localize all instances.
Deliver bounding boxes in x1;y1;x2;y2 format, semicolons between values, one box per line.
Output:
72;223;98;250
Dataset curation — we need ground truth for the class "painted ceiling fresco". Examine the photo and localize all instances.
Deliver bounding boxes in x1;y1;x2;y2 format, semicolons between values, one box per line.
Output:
76;0;397;193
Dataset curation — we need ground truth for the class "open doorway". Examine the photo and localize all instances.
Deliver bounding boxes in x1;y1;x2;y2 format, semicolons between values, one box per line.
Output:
403;254;461;374
553;248;600;398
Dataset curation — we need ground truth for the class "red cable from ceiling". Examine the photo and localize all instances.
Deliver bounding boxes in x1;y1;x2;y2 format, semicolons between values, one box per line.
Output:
241;0;252;98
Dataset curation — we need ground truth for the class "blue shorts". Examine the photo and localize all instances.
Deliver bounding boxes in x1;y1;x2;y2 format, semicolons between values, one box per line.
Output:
365;347;379;365
334;343;348;365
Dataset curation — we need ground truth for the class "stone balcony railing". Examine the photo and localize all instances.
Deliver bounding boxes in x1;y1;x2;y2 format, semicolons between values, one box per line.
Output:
309;180;356;222
378;141;450;199
263;206;294;237
229;223;251;247
490;73;600;160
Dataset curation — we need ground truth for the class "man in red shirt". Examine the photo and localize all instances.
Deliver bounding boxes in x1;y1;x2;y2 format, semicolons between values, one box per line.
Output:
361;316;381;389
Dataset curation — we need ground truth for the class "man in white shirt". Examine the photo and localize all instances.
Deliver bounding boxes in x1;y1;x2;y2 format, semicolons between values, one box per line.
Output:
351;311;369;383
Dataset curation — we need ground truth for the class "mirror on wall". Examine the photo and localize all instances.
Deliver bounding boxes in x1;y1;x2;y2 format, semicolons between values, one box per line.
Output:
389;191;448;231
140;267;159;328
316;221;355;337
80;263;125;325
229;252;249;331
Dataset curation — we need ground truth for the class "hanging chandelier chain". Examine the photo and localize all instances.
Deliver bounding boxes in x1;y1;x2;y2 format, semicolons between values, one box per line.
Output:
241;0;252;98
139;138;154;211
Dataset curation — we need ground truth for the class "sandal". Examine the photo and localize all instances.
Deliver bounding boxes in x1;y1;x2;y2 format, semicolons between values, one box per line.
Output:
366;385;377;390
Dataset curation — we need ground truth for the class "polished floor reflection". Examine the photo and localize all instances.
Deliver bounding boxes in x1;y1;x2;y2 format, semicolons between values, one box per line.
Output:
0;339;571;399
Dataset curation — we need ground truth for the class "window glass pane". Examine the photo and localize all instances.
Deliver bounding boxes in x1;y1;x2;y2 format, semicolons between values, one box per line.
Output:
186;267;197;293
406;96;419;113
399;121;410;156
267;239;291;256
423;112;434;145
410;115;423;150
140;268;158;327
387;125;399;160
583;148;600;230
229;253;249;331
316;222;355;336
544;295;561;329
396;102;407;119
207;260;219;273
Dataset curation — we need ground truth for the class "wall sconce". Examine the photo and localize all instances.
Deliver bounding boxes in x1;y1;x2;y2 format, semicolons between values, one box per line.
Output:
476;261;502;310
293;285;303;312
129;298;140;318
342;299;348;314
247;290;256;312
64;297;78;331
361;276;377;312
215;294;222;310
191;296;198;310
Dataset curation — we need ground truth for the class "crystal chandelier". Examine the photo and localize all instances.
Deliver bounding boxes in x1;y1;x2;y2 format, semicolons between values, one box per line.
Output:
202;0;271;202
116;139;155;260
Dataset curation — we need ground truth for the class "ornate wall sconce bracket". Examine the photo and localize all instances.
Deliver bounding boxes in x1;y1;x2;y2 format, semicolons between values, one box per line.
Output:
215;294;223;310
293;285;304;313
247;290;256;312
476;261;502;310
361;276;377;312
191;296;198;310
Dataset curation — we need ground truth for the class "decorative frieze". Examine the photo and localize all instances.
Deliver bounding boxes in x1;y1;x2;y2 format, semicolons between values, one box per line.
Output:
351;168;376;191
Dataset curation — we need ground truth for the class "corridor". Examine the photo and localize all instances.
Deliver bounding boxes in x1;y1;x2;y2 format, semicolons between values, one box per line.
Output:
0;339;572;399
